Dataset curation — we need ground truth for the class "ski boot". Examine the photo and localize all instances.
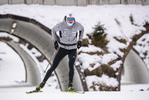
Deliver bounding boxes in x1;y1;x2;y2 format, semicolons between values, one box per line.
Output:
36;81;46;91
68;82;75;92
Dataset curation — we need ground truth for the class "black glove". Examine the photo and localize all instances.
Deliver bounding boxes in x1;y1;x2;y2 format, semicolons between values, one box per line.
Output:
77;41;82;49
54;41;59;50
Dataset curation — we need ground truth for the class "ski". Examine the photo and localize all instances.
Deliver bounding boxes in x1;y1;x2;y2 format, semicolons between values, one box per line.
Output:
26;90;42;94
64;91;85;94
26;90;85;94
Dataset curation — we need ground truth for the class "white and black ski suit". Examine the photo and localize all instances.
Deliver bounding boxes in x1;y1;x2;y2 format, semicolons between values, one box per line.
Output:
43;17;84;83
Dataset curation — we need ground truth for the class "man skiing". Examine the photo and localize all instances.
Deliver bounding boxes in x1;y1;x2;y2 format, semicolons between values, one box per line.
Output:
35;12;84;92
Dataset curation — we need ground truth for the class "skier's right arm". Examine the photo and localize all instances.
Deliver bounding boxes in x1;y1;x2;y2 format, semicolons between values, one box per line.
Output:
52;24;60;50
52;24;59;42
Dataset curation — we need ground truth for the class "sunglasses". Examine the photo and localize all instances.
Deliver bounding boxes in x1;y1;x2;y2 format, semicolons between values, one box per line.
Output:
67;18;75;21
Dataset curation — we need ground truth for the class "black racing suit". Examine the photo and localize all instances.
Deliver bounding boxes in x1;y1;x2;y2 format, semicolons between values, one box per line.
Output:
43;48;76;83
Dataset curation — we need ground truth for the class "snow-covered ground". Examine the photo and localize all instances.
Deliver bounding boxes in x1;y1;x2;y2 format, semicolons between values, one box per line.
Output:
0;85;149;100
0;4;149;100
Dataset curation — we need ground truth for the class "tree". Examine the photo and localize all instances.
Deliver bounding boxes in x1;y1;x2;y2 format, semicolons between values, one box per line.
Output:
124;0;128;4
42;0;45;5
24;0;27;4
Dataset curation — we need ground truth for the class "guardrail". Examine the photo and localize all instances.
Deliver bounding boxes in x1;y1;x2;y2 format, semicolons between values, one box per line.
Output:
0;0;148;6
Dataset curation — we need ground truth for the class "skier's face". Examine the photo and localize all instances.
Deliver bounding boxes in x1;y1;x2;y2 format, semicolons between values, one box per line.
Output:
66;17;74;24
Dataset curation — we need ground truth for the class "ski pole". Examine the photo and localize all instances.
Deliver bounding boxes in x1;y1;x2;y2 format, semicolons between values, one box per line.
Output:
44;49;57;73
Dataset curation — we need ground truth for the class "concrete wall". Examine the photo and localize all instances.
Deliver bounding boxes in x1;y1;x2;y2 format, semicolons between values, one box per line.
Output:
122;49;149;84
0;0;149;6
7;41;41;86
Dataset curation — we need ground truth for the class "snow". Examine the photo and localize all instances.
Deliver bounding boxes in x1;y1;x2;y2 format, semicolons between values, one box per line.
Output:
106;38;127;57
77;53;100;70
79;45;103;53
0;85;149;100
111;60;122;71
0;42;25;85
0;4;149;100
0;33;19;42
86;75;119;91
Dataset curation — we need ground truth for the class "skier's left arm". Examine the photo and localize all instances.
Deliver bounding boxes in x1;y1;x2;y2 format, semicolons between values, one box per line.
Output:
77;25;84;49
78;25;84;42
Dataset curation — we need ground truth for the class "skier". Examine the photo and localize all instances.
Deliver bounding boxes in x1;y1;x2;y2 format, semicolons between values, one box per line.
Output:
35;12;84;92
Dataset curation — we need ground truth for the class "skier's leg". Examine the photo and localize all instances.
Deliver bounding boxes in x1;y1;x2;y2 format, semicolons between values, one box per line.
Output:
68;49;77;91
43;48;67;82
68;49;77;82
36;48;67;91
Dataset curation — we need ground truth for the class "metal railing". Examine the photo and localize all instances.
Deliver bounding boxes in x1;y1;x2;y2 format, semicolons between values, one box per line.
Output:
0;0;148;6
